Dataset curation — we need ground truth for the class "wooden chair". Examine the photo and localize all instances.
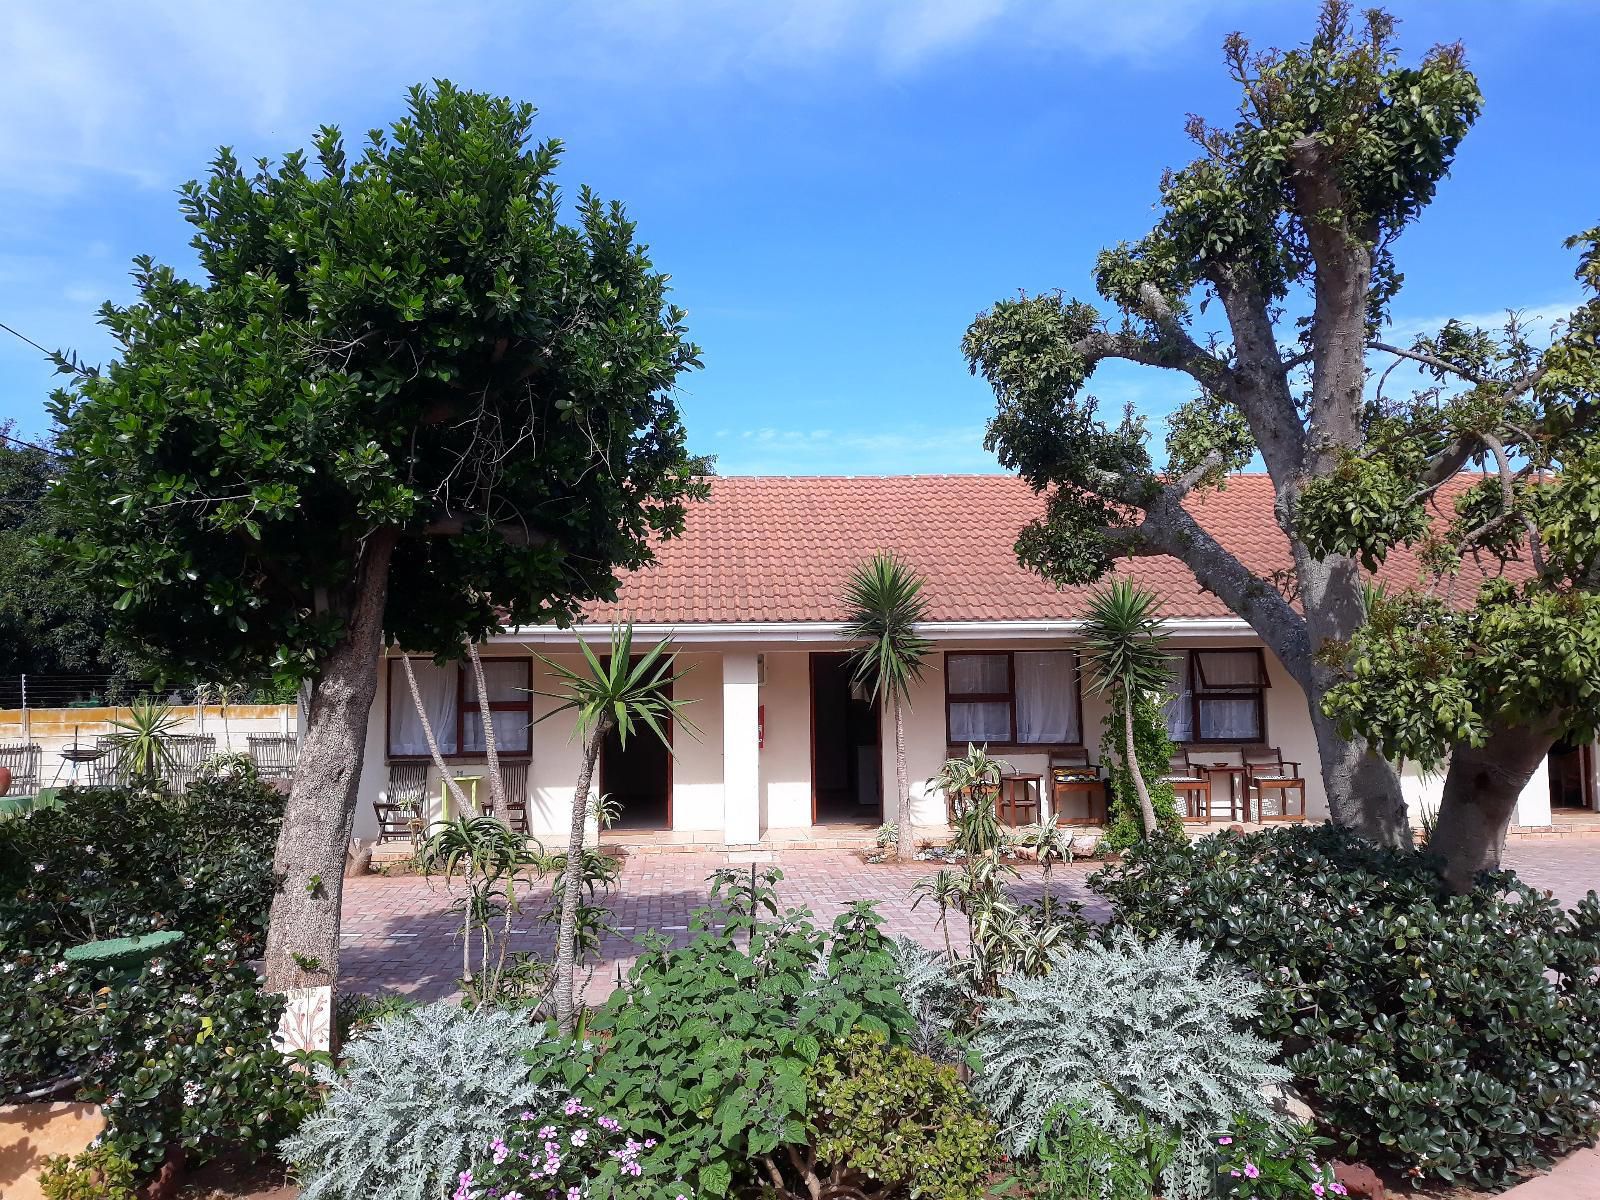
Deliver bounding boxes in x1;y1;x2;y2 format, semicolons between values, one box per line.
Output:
377;762;429;843
1163;752;1212;824
90;735;127;787
996;773;1043;826
0;742;41;796
247;734;299;780
499;761;531;834
1049;749;1108;826
162;735;216;793
1244;747;1307;822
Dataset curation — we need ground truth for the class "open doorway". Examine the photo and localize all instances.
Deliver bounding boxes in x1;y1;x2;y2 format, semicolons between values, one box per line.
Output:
1548;735;1596;812
598;659;671;830
810;652;882;825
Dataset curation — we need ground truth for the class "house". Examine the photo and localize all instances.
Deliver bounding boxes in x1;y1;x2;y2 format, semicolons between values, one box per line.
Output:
351;474;1587;847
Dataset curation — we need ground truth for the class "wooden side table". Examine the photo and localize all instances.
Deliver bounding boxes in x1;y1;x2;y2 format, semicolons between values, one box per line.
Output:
1254;776;1307;821
1201;763;1249;822
997;773;1043;826
1050;774;1108;826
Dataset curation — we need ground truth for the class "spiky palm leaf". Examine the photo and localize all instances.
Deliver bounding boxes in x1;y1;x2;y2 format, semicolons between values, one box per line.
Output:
840;552;932;706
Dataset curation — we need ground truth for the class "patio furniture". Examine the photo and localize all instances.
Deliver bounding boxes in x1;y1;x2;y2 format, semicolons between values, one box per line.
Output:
1163;753;1212;824
996;772;1043;826
0;742;42;796
1049;749;1107;827
90;735;128;787
377;762;428;843
247;734;299;780
55;741;110;786
499;761;531;834
447;773;484;820
1244;747;1307;821
162;735;217;793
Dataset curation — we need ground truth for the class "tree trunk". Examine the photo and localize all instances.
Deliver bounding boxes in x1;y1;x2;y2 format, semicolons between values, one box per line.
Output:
893;694;913;859
467;641;507;820
264;528;398;994
1122;685;1159;836
1430;722;1553;893
554;717;610;1034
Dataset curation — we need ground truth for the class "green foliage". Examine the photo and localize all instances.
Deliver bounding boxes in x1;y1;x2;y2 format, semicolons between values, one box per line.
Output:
39;1145;139;1200
282;1001;558;1200
887;936;972;1064
332;989;417;1045
573;869;914;1200
1211;1115;1342;1200
840;552;932;707
470;1098;655;1200
47;81;705;690
972;932;1286;1200
1093;825;1600;1186
536;624;698;749
797;1030;998;1200
105;697;183;783
1098;690;1181;852
1165;392;1255;489
1032;1105;1177;1200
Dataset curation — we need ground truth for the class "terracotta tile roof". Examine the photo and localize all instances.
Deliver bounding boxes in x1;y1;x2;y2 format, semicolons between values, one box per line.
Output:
582;473;1494;626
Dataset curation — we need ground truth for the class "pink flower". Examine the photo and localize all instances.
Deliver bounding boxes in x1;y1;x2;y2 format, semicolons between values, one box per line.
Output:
1229;1170;1241;1178
491;1138;508;1166
571;1128;589;1147
452;1169;475;1200
567;1189;581;1200
1312;1185;1325;1197
1331;1186;1348;1197
1218;1136;1233;1145
1243;1163;1260;1179
598;1116;620;1131
539;1126;557;1139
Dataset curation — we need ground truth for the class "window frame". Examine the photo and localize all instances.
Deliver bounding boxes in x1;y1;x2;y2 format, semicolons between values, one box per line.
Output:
1186;648;1270;745
386;655;534;761
943;649;1083;750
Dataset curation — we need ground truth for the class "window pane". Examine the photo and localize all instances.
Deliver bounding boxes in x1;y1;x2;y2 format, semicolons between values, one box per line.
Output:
948;653;1009;695
1163;656;1192;742
1015;651;1079;743
463;708;530;755
1196;696;1260;741
465;659;528;703
1195;650;1264;691
390;661;459;756
950;701;1011;743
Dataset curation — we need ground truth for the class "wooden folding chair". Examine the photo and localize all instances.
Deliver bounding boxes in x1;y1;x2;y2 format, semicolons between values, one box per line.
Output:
377;762;429;843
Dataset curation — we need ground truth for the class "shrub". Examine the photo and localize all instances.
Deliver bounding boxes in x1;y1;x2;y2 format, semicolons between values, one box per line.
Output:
38;1145;139;1200
576;869;913;1200
793;1030;997;1200
1097;689;1180;853
282;1001;558;1200
972;932;1286;1200
1211;1115;1344;1200
332;989;418;1045
1032;1105;1176;1200
887;936;971;1063
469;1096;656;1200
1092;824;1600;1187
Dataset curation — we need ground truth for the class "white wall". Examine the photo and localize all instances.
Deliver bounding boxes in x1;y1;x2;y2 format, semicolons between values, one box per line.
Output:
759;652;814;830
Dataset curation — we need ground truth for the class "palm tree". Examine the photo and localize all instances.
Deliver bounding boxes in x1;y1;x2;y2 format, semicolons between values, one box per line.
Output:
1079;579;1170;837
841;553;932;860
536;625;697;1033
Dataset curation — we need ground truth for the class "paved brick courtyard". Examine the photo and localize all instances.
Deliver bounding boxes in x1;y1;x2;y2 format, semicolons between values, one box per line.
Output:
338;838;1599;1003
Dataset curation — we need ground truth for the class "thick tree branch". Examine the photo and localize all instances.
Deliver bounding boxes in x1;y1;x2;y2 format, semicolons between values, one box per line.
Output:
1367;341;1547;401
1208;267;1308;480
414;513;551;547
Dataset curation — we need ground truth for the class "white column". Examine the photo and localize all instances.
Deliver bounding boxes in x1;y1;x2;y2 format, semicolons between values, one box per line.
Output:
1513;753;1553;829
722;651;761;845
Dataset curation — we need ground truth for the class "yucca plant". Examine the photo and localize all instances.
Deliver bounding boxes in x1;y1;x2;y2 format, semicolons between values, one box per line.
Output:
536;624;698;1033
106;697;183;785
842;552;931;860
929;742;1010;824
1079;580;1171;837
419;813;542;1003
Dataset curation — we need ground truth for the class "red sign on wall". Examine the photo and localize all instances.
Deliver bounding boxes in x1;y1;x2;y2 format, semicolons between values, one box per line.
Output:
758;704;765;750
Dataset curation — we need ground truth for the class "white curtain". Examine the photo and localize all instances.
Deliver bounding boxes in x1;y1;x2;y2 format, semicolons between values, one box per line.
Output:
1193;650;1264;741
390;660;459;755
947;654;1009;695
950;701;1011;743
465;659;526;703
464;708;530;754
1015;651;1079;744
1197;698;1259;741
1195;650;1263;688
1163;655;1192;742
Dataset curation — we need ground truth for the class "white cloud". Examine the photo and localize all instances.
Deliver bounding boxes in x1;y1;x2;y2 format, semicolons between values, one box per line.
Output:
1381;298;1582;345
712;422;995;474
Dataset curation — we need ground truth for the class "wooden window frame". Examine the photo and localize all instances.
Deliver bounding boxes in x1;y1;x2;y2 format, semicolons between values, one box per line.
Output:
943;650;1083;751
386;656;534;762
1186;648;1269;745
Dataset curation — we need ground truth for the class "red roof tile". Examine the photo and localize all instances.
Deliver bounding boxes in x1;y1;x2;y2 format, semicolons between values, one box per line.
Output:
582;473;1492;626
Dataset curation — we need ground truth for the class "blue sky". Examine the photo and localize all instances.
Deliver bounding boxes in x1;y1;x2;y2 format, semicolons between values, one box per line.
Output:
2;1;1595;474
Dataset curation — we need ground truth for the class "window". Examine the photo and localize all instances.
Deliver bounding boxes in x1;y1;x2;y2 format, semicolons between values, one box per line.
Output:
945;651;1080;746
387;657;532;759
1176;649;1268;743
1162;656;1192;743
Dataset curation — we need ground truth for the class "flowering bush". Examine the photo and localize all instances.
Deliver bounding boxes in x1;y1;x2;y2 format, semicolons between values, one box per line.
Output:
1093;824;1600;1187
465;1097;664;1200
1212;1117;1346;1200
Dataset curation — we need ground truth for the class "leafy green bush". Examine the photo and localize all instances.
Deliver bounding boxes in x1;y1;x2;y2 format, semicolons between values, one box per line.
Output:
283;1001;560;1200
1093;824;1600;1187
972;932;1286;1200
1097;689;1180;852
791;1030;996;1200
1032;1105;1176;1200
1211;1115;1344;1200
38;1145;139;1200
573;868;914;1200
470;1097;655;1200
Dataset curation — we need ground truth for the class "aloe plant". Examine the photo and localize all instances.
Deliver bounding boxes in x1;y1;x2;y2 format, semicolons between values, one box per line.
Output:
107;697;183;784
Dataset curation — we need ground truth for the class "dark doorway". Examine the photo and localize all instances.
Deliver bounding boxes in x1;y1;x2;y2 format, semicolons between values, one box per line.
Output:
598;659;671;830
811;652;882;824
1548;736;1595;811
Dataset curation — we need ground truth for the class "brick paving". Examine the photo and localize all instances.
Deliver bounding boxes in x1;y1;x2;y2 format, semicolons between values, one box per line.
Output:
338;838;1598;1003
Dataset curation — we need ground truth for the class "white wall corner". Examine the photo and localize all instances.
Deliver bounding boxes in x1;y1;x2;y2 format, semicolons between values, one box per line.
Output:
722;652;762;844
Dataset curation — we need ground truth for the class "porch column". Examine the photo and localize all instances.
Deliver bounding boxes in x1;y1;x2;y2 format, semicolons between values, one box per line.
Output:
723;651;761;845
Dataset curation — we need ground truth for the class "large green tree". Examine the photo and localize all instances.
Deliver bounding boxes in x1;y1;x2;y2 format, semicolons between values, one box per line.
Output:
962;2;1483;847
48;83;705;993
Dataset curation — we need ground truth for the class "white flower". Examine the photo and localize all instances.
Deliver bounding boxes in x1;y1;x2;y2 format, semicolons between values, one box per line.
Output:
143;1038;158;1052
182;1080;204;1107
1;962;15;973
178;992;198;1006
33;863;45;873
